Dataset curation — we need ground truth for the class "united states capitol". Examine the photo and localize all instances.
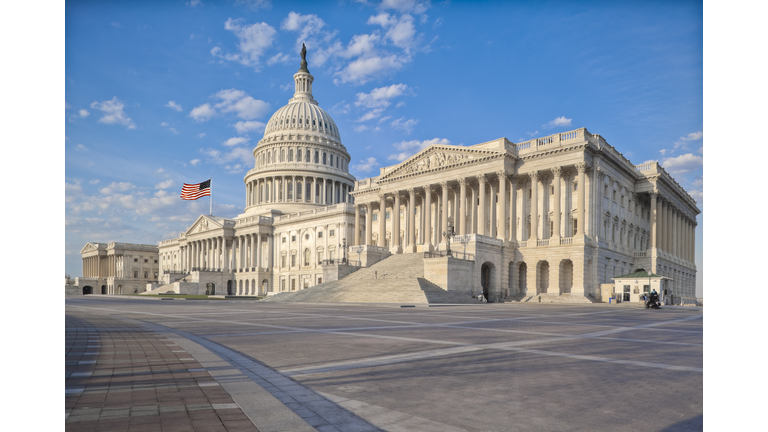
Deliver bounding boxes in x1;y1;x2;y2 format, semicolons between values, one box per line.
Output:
69;51;699;305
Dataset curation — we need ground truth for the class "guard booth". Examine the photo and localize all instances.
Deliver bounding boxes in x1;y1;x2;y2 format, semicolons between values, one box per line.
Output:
611;269;671;303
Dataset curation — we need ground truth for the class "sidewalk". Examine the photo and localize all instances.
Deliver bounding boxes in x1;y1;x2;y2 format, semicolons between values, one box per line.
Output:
65;313;259;432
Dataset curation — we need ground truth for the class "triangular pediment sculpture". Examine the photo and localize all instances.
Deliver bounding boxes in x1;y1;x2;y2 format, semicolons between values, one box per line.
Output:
80;242;99;254
379;145;502;181
186;215;222;236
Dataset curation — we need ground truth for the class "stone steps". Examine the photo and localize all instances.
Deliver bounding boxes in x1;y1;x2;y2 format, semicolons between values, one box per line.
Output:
512;293;595;304
264;254;481;304
140;283;177;295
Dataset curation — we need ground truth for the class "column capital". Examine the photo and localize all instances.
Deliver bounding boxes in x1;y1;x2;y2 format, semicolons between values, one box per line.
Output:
378;192;386;200
457;177;467;186
508;174;519;184
406;187;415;195
649;191;659;199
438;181;448;190
476;174;486;183
551;166;563;178
424;184;432;193
529;170;539;182
495;170;506;180
576;161;590;173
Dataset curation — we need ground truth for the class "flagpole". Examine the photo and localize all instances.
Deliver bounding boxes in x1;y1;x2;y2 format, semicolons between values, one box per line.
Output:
209;177;213;216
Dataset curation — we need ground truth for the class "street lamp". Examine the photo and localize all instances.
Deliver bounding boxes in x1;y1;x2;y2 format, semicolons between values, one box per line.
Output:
341;238;347;264
442;224;455;257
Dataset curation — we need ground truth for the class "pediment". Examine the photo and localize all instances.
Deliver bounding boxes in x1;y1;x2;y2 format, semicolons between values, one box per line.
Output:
186;215;223;235
379;145;503;181
80;242;99;254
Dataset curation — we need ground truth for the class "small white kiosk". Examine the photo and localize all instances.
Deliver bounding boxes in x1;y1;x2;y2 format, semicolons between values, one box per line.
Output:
611;269;672;303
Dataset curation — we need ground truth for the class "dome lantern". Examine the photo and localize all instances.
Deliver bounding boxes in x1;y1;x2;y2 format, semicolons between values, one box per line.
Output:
290;43;317;106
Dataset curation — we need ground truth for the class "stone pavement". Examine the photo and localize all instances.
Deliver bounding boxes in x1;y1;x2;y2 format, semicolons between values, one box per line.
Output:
66;297;703;431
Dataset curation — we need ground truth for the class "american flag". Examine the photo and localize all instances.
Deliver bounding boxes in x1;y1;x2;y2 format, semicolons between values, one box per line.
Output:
180;179;211;200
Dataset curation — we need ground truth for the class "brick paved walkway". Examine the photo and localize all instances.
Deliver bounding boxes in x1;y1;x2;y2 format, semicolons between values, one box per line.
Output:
65;313;259;432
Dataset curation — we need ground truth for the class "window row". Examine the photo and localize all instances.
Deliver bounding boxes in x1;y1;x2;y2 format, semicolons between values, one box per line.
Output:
257;147;346;170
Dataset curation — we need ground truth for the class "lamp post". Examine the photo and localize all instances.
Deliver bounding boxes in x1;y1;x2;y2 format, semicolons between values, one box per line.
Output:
443;224;455;257
341;238;347;264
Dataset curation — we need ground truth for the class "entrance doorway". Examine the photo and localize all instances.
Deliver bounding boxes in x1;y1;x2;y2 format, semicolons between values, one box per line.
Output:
481;262;494;299
205;283;216;295
101;285;107;295
227;280;232;295
518;263;527;295
83;286;93;295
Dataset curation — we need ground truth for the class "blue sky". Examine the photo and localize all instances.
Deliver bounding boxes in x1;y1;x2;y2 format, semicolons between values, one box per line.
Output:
64;0;703;292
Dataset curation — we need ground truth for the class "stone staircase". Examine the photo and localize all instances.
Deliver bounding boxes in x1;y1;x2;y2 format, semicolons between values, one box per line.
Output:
140;283;177;295
512;293;595;304
264;254;481;304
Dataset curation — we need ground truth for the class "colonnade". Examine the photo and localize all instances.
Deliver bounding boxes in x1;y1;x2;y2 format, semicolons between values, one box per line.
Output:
649;192;696;263
352;167;592;248
82;255;124;278
246;176;352;207
182;234;274;273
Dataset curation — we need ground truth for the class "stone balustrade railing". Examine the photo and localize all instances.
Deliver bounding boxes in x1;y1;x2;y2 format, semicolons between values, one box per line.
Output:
516;128;586;155
634;251;647;258
537;239;549;246
452;233;503;246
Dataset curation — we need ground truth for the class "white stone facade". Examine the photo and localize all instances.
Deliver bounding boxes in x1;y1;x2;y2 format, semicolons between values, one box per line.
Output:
77;242;159;294
75;52;698;303
350;130;699;303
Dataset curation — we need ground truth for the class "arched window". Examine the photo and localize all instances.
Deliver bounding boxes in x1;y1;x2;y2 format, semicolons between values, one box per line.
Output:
297;148;302;161
306;149;311;161
306;182;311;200
304;248;310;266
323;152;327;164
314;151;319;163
312;119;316;126
288;149;293;161
297;181;302;200
281;149;285;162
299;117;302;125
287;180;293;200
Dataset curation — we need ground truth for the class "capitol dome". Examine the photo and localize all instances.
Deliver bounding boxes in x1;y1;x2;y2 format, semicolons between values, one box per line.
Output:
242;48;356;215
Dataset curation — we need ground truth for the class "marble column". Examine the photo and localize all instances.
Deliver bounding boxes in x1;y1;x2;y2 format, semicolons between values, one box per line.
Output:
424;186;432;249
365;203;373;245
379;193;387;247
458;179;467;235
497;171;506;240
408;188;416;250
250;234;256;269
440;182;449;244
478;175;487;236
552;168;562;239
393;192;401;250
509;175;518;242
489;178;497;238
257;234;262;269
529;171;538;241
576;162;587;236
354;205;361;246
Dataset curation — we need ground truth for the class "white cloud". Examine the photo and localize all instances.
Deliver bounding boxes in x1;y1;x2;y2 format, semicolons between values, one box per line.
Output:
673;131;703;151
267;52;293;65
282;11;326;48
90;97;136;129
155;179;174;189
75;144;87;151
354;125;369;132
232;120;266;134
89;179;100;185
189;89;269;122
388;137;450;161
190;159;201;166
234;0;272;11
355;83;411;108
190;103;215;121
197;133;206;138
200;146;252;166
186;0;202;6
662;153;703;176
339;33;381;59
335;54;408;84
160;122;179;134
352;157;378;172
368;13;419;51
212;18;277;70
356;108;385;122
223;137;250;147
165;101;183;111
390;117;418;134
526;131;538;137
78;109;90;117
99;182;136;195
111;22;121;28
280;83;292;91
543;116;572;129
379;0;431;14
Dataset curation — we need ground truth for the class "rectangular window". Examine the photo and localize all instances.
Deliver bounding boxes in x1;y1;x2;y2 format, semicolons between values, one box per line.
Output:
573;182;578;192
291;254;296;267
318;232;323;238
281;255;286;267
154;259;157;263
604;185;608;196
318;252;323;264
373;213;378;222
386;211;390;220
572;219;578;236
330;230;335;237
330;250;335;261
613;191;617;201
281;279;286;291
134;270;138;278
621;196;625;206
154;272;158;279
550;185;554;195
282;237;286;243
550;221;554;237
134;258;138;262
144;271;148;278
291;235;296;242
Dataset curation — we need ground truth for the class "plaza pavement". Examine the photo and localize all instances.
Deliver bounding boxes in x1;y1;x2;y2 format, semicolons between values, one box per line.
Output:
65;297;703;432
